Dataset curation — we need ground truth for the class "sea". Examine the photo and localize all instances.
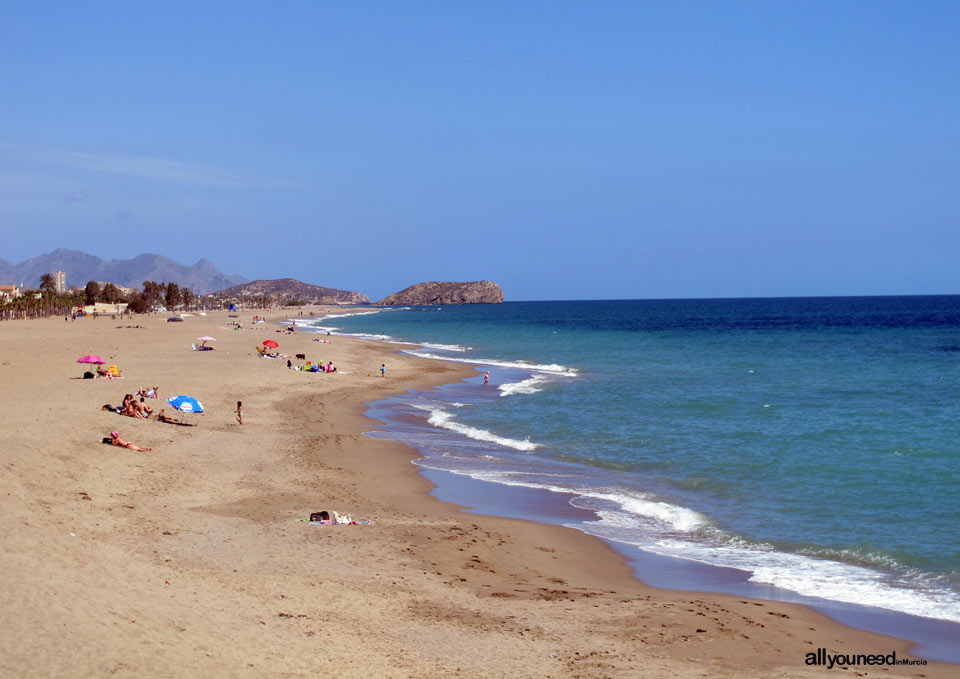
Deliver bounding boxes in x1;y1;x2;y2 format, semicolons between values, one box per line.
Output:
294;296;960;657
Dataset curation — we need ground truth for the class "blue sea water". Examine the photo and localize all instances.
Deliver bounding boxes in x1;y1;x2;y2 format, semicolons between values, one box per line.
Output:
299;297;960;626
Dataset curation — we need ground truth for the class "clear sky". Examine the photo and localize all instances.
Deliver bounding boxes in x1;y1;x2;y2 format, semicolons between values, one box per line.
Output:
1;1;957;300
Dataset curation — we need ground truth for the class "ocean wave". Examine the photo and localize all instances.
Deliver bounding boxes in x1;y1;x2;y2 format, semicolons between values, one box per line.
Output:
383;391;960;624
406;351;578;377
499;375;550;397
302;324;473;352
412;451;960;622
421;468;707;534
418;342;472;352
321;309;389;319
425;408;541;452
579;512;960;623
570;492;710;533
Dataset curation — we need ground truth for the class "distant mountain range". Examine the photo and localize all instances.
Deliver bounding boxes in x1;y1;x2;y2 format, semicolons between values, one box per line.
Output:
215;278;370;304
0;249;249;295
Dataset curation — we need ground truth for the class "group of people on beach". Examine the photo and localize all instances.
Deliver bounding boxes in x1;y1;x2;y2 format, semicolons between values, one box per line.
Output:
103;391;157;419
291;359;336;373
101;384;187;449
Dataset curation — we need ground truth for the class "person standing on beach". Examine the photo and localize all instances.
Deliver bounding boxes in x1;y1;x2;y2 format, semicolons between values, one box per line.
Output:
483;371;490;386
380;364;386;377
234;401;243;426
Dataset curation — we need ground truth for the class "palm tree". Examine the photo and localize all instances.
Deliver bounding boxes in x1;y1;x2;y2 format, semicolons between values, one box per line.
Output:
39;273;56;294
181;287;195;310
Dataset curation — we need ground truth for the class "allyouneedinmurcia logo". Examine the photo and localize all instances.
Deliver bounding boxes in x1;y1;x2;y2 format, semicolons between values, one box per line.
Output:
805;649;927;669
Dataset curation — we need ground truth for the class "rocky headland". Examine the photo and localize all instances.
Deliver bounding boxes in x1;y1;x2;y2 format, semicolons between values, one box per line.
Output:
377;281;504;305
215;278;370;304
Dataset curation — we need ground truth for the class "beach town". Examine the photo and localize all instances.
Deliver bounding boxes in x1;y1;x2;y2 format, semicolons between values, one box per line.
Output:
0;306;950;678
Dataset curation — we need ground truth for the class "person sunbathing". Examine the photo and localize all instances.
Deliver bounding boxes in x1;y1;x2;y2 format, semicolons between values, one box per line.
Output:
137;386;159;399
96;366;111;378
110;431;152;452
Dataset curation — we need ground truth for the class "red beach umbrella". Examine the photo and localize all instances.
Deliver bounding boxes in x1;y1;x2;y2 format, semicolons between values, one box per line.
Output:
262;340;279;348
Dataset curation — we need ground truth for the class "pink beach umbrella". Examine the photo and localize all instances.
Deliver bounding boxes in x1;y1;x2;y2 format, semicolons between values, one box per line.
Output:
77;354;105;377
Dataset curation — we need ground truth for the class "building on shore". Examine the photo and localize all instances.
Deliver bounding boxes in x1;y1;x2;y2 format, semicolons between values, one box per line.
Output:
81;302;129;315
55;270;66;293
0;285;22;301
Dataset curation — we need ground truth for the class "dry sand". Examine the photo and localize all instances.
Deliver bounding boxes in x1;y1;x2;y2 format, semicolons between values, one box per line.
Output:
0;308;949;678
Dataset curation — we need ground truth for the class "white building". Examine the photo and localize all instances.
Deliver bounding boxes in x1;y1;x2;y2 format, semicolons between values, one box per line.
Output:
55;270;66;293
0;285;21;301
82;302;129;315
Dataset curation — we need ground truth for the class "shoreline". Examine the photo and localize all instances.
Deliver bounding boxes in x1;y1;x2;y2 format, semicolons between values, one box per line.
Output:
316;305;960;661
361;366;960;664
418;466;960;664
0;307;952;677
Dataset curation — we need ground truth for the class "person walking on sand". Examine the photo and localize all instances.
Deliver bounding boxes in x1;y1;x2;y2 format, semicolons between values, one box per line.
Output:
235;401;243;426
484;371;490;386
380;363;386;377
109;431;152;452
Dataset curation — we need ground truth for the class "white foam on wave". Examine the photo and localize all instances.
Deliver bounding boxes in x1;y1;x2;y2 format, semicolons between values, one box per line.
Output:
406;351;578;377
499;375;550;397
577;492;710;533
301;323;472;352
407;452;960;623
427;469;707;534
294;308;390;329
418;342;472;352
425;408;541;452
322;308;389;319
580;508;960;623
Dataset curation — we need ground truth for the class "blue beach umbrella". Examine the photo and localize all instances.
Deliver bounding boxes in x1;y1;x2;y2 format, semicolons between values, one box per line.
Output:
167;395;204;413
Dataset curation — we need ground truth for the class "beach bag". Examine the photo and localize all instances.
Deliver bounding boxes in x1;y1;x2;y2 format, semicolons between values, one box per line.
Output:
309;511;330;522
83;371;95;379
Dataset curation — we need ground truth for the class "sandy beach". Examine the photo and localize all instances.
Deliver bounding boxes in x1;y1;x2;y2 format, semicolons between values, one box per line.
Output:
0;308;949;678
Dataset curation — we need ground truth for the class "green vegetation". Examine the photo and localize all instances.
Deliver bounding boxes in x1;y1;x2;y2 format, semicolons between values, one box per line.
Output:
0;273;291;320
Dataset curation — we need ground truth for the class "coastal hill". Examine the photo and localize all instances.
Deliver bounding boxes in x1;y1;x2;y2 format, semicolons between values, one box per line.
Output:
0;248;248;295
214;278;370;305
377;281;504;305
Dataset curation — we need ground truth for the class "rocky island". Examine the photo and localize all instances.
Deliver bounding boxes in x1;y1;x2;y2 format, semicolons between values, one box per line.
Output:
377;281;504;305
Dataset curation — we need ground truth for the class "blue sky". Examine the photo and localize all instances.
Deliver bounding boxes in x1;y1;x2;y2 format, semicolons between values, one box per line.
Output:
1;1;957;300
